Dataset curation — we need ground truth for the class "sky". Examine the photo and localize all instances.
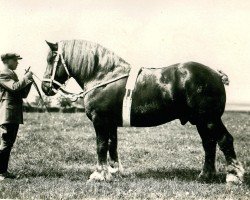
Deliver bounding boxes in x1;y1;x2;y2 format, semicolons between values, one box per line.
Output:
0;0;250;104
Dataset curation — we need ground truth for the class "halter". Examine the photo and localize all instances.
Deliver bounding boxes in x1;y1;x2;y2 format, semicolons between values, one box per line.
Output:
43;42;71;93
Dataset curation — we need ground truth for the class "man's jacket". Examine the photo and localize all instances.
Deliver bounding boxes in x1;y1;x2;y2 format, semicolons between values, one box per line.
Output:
0;68;32;125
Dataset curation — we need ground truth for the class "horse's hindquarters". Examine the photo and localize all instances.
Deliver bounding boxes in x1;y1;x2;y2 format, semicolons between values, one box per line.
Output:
130;62;227;126
178;62;226;125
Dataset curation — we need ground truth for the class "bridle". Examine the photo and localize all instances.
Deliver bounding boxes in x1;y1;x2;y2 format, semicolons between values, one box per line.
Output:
42;42;71;93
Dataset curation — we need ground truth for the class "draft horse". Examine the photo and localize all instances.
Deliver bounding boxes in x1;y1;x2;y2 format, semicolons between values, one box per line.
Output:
42;40;244;184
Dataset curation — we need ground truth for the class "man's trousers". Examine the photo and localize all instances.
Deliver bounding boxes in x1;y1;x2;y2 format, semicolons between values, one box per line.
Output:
0;123;19;173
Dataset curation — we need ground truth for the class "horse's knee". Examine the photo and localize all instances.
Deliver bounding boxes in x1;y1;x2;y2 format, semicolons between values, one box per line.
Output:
108;127;118;162
97;140;108;154
108;138;117;150
207;122;216;130
0;137;14;152
95;135;109;164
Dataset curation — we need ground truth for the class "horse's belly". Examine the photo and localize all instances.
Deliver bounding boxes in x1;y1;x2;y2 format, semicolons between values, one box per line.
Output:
130;106;177;127
130;91;177;127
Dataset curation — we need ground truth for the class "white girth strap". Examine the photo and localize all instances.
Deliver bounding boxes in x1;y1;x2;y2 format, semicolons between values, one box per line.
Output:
122;66;142;127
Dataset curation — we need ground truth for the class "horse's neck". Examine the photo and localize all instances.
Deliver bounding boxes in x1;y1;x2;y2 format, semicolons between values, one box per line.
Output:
68;53;131;90
87;62;130;91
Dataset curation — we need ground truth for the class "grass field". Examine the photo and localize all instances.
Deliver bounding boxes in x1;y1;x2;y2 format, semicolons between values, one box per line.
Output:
0;112;249;199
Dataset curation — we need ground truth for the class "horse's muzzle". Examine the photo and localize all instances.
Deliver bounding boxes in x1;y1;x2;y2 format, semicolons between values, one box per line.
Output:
41;81;56;96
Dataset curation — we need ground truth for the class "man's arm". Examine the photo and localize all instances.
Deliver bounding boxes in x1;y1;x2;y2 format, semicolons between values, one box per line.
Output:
21;82;33;98
0;72;33;92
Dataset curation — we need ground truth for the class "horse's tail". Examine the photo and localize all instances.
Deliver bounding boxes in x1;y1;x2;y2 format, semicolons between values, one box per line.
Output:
217;70;229;86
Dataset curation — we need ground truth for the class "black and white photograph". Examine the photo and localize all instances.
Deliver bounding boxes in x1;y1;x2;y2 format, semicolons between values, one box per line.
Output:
0;0;249;199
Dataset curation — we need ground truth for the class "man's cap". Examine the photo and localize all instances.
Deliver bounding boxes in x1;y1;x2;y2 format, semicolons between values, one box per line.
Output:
1;53;22;61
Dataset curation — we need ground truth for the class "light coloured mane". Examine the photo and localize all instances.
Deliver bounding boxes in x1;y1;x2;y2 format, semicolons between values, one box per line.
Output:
61;40;130;82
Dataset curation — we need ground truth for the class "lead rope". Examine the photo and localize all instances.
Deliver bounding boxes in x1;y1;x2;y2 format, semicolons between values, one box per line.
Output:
25;67;50;113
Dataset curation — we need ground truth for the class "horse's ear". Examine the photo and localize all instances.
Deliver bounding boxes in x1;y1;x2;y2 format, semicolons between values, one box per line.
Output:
45;40;58;51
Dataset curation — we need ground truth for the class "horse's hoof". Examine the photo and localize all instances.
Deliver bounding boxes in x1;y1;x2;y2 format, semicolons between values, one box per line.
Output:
118;164;125;175
108;166;119;174
88;169;113;182
226;160;245;185
198;170;216;182
88;171;105;182
109;161;125;175
226;173;242;185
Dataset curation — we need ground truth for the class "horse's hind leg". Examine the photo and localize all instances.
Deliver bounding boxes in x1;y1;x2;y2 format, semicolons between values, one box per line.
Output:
108;126;124;174
216;119;245;184
197;119;244;184
196;123;217;181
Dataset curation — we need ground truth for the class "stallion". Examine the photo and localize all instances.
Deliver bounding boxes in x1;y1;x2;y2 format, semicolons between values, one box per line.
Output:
42;40;244;184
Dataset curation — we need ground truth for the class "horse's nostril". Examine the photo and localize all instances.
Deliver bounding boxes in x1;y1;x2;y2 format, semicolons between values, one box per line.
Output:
41;82;56;96
41;83;47;93
41;82;51;94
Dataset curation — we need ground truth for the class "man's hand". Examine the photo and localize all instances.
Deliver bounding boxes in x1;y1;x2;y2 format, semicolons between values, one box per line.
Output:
24;71;33;81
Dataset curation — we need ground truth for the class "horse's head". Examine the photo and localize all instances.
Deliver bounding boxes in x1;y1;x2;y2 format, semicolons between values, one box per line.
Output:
42;41;70;96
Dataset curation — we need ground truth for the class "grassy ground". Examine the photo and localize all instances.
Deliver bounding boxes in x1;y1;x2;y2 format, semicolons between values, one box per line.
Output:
0;112;249;199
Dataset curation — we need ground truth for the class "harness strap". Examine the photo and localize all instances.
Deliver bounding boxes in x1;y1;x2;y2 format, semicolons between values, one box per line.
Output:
50;56;59;85
77;74;129;98
42;78;64;88
61;55;70;76
122;66;142;127
56;74;129;102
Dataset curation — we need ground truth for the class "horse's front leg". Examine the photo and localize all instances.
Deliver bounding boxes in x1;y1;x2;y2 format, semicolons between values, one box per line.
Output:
88;123;112;182
108;126;124;174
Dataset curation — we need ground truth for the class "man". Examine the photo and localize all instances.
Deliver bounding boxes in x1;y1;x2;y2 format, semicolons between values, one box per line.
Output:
0;53;33;180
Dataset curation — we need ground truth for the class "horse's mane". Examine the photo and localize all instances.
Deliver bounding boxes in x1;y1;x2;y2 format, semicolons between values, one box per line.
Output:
61;40;129;81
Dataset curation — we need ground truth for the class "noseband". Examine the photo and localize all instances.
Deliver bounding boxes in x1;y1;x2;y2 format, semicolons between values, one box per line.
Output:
43;42;70;93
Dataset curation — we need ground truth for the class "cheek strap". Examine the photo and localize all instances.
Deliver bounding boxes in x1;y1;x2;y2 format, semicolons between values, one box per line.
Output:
42;42;71;92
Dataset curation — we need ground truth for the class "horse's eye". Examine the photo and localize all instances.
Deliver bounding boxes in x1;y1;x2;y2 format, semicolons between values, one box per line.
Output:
47;57;53;64
47;52;57;64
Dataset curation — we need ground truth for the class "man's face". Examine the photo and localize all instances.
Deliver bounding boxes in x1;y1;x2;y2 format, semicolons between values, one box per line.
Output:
5;58;18;70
